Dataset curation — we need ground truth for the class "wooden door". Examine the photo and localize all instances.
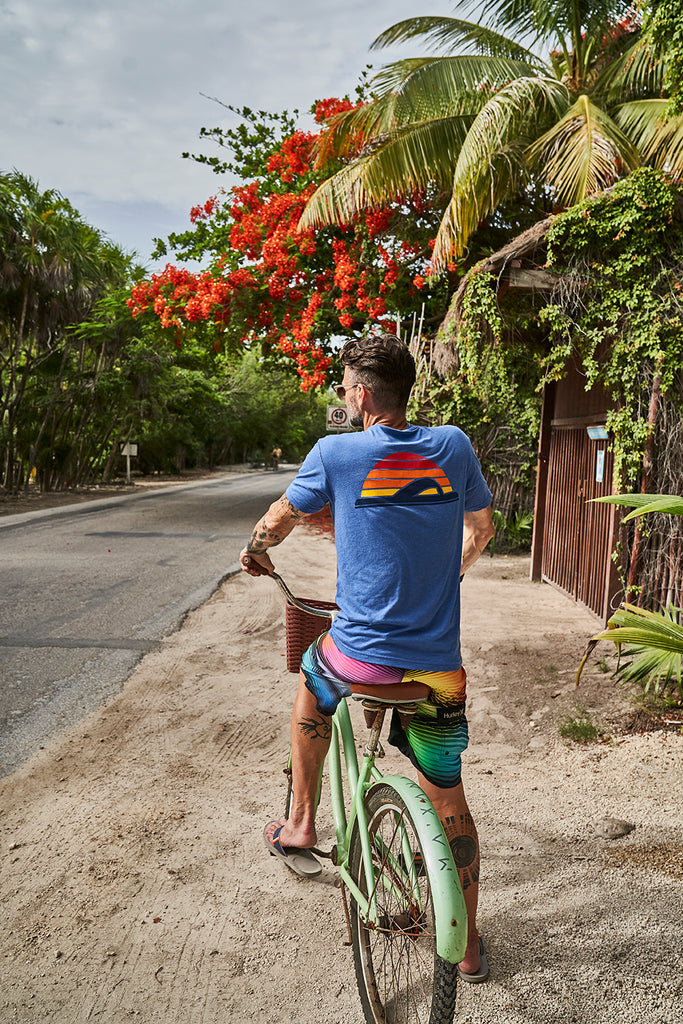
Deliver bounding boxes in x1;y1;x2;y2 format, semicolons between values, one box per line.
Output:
541;426;617;619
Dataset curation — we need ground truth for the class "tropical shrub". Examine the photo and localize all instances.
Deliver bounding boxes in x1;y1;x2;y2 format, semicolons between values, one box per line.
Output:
578;494;683;700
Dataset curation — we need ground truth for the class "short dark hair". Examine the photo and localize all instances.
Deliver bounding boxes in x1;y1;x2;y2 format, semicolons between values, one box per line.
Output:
339;334;416;410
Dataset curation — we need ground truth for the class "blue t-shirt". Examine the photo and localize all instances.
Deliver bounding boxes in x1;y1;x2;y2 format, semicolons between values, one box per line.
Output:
286;423;492;671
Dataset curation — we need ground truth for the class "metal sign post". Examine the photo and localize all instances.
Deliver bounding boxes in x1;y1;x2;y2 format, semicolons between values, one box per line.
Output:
119;442;138;483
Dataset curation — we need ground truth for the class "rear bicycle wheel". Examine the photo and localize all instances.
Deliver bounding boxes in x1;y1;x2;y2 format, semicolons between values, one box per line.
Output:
349;783;458;1024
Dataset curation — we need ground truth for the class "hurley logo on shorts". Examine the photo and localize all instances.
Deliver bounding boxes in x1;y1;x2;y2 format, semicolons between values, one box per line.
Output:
436;704;466;726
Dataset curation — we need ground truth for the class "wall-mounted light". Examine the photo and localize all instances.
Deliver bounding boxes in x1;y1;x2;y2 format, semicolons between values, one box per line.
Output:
587;426;609;440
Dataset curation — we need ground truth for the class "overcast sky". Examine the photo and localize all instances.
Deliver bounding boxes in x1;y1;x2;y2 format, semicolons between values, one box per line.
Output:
2;0;449;270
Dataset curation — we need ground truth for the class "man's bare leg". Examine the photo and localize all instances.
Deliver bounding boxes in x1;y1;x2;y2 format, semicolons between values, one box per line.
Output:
417;774;482;974
265;670;331;850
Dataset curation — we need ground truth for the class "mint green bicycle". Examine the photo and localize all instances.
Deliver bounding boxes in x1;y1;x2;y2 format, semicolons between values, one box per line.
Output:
273;574;468;1024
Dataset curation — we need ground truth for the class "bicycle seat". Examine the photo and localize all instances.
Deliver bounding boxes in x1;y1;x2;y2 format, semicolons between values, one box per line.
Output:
350;681;431;730
349;681;431;704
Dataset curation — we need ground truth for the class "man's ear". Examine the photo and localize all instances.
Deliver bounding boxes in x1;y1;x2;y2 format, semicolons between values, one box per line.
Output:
356;382;373;410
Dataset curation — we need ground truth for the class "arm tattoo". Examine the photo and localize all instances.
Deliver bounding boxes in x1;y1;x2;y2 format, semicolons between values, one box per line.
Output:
246;496;306;553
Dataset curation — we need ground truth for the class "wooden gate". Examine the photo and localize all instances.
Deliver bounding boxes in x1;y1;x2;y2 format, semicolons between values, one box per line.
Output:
540;425;618;619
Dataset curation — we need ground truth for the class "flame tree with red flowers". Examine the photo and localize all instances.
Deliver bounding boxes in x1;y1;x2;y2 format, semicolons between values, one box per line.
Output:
127;95;452;390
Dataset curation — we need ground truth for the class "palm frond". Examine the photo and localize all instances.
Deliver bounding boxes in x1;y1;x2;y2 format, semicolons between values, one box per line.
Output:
432;147;528;270
317;55;537;162
596;38;664;105
465;0;569;47
430;76;569;268
316;91;424;160
591;602;683;697
454;76;569;176
370;15;545;65
301;117;474;230
527;96;640;205
594;492;683;521
474;0;634;40
371;54;542;102
616;100;683;178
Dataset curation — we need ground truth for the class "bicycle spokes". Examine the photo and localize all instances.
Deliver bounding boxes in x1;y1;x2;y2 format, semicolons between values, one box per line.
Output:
350;784;458;1024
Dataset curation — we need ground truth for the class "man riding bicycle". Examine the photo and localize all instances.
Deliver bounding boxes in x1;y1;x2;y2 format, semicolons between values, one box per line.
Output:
240;333;495;982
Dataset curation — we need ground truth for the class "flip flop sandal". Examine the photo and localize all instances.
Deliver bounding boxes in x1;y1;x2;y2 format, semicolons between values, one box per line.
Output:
263;822;322;878
457;936;490;984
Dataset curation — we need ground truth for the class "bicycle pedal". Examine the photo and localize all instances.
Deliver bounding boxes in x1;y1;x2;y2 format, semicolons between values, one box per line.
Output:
310;846;334;860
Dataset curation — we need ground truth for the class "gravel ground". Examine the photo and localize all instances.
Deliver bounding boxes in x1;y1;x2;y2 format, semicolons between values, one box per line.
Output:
0;530;681;1023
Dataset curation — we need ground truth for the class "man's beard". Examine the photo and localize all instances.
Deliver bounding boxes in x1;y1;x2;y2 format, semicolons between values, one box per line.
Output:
348;408;364;428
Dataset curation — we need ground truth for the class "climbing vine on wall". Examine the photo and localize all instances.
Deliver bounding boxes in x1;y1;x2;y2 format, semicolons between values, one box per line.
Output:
541;168;683;488
445;168;683;492
641;0;683;116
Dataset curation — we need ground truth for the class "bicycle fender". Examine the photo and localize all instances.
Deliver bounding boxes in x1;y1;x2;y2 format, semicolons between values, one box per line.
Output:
375;775;468;964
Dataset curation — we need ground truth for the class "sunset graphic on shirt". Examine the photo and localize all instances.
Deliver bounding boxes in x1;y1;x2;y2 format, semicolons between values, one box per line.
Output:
355;452;459;508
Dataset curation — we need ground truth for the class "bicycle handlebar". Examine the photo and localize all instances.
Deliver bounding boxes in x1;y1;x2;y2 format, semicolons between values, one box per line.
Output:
270;572;334;619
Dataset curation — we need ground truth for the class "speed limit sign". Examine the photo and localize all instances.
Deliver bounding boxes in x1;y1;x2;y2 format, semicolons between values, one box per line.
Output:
326;405;353;431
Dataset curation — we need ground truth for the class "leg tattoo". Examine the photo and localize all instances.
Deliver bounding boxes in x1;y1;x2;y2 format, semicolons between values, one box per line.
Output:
298;716;332;741
443;812;480;891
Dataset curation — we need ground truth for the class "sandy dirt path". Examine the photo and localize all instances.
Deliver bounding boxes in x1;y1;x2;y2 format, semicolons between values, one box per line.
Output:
1;527;681;1023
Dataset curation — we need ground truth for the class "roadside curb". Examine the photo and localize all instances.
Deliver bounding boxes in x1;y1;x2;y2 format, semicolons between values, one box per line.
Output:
0;469;292;530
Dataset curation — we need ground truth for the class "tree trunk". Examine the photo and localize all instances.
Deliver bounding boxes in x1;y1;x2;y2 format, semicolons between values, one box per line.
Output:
627;367;662;604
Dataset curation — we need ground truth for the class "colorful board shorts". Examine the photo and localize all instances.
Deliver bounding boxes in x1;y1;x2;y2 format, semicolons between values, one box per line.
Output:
301;631;468;789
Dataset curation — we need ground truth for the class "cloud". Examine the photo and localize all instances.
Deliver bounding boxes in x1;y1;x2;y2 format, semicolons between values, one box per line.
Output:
1;0;440;265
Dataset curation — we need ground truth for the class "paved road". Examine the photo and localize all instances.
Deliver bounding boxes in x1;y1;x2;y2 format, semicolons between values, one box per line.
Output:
0;469;297;776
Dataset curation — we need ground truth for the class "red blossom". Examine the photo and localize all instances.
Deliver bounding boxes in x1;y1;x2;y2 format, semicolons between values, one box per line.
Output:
190;195;219;223
314;97;356;124
129;98;442;388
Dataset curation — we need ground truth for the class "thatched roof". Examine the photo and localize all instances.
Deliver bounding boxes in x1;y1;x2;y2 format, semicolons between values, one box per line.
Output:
434;214;560;377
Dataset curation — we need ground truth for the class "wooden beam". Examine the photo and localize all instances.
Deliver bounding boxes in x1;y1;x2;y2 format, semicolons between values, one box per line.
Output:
504;268;563;291
530;381;556;581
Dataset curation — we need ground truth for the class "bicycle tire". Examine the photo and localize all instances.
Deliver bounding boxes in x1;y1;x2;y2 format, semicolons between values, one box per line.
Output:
349;782;458;1024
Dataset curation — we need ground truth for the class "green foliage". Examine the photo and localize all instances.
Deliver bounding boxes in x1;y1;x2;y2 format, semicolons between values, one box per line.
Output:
302;1;683;271
579;492;683;701
216;352;328;465
595;492;683;521
459;271;504;378
448;169;683;494
640;0;683;116
558;707;601;743
109;340;327;475
488;509;534;554
0;170;328;490
0;172;136;490
595;602;683;700
505;510;534;549
542;168;683;488
432;256;544;507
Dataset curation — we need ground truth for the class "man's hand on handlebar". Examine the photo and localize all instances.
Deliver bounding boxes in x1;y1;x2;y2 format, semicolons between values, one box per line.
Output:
240;548;275;577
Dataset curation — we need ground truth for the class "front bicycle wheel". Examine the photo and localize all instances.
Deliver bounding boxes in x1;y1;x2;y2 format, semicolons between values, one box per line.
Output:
349;783;458;1024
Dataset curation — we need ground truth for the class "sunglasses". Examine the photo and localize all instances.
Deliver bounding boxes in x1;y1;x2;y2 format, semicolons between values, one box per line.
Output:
334;382;361;400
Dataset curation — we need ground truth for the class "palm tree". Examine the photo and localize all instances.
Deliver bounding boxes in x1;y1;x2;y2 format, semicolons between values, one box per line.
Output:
301;1;681;271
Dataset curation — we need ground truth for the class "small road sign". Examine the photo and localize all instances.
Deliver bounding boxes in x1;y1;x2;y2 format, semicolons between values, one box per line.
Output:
326;406;353;431
119;442;138;483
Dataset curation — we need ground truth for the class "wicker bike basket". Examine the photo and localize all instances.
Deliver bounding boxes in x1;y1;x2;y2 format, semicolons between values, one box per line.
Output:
285;598;337;673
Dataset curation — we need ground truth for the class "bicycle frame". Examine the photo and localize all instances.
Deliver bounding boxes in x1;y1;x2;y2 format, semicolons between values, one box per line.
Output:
327;698;468;965
270;572;468;966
